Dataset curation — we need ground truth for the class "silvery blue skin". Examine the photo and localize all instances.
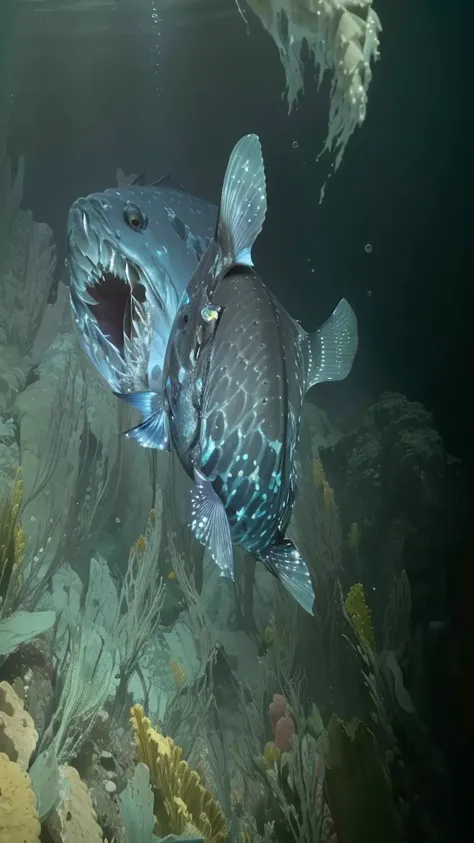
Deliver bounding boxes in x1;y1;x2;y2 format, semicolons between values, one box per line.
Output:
67;174;216;445
160;135;359;615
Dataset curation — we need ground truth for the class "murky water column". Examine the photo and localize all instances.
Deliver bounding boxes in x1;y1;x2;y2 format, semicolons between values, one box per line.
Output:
0;0;15;179
150;0;163;94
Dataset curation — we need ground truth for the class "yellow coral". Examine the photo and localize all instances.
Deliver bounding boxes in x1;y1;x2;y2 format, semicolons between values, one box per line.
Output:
0;752;41;842
263;625;275;646
130;704;227;842
0;681;38;771
263;741;280;768
344;583;376;651
169;659;186;690
134;534;147;554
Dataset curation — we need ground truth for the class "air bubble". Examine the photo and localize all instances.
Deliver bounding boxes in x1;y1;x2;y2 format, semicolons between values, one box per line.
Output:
292;140;299;149
365;243;372;253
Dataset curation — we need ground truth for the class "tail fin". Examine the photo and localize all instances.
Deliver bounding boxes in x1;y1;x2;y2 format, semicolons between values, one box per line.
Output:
215;133;267;272
259;539;315;615
305;298;358;390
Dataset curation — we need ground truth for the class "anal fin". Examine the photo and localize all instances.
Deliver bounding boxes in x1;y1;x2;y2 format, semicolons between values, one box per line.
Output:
306;298;358;389
259;539;315;615
190;468;234;580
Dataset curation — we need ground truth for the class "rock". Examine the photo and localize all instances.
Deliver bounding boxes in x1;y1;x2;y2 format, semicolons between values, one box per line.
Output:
45;765;103;843
320;391;467;625
99;750;115;772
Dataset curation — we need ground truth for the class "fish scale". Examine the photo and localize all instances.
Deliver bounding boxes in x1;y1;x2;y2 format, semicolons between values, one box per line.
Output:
161;134;358;614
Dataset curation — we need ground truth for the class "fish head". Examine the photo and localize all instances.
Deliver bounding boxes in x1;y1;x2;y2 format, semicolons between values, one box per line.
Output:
67;184;211;396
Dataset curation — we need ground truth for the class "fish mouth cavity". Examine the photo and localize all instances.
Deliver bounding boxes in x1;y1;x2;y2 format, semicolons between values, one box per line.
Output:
71;231;150;355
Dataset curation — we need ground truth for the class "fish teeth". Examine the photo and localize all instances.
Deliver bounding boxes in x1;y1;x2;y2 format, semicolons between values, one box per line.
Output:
125;259;142;287
81;288;98;305
99;239;113;271
108;249;116;275
114;251;126;279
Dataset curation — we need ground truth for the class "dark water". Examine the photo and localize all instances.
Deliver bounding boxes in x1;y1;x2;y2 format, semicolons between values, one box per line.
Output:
5;0;470;466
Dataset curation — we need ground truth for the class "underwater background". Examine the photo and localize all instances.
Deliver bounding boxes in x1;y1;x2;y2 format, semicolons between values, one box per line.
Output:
0;1;470;842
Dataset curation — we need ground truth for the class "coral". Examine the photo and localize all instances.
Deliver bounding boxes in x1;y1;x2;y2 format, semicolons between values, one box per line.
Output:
344;583;376;652
118;762;156;843
274;714;294;754
29;748;61;821
262;741;280;769
242;0;381;179
169;659;186;690
130;704;227;842
0;680;38;770
268;693;295;753
0;752;41;842
268;694;286;734
114;508;166;713
45;764;103;843
0;610;56;657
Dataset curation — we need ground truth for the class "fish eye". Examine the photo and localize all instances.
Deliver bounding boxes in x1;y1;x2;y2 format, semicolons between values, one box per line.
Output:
123;204;148;231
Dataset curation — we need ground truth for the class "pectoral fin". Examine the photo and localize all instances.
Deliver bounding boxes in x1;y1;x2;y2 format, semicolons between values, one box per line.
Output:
305;298;358;390
115;390;170;450
190;468;234;580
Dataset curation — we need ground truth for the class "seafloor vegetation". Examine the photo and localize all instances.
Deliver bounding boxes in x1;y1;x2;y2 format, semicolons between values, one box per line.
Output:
0;154;466;843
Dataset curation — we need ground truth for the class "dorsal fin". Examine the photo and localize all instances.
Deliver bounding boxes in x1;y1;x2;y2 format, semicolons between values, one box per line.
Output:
153;173;186;191
214;133;267;272
116;168;146;187
129;173;146;186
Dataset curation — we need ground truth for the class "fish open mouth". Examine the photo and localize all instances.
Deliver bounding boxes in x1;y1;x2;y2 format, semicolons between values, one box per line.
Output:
85;262;147;355
71;236;149;357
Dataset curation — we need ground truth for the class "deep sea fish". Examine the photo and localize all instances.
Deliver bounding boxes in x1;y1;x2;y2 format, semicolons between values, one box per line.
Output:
156;134;358;614
67;173;216;445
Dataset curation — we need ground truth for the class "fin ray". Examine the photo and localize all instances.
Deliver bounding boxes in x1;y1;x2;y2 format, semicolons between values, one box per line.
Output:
190;468;234;580
115;390;156;414
153;174;186;191
259;539;315;615
116;391;170;450
122;412;170;450
306;298;358;389
216;134;267;271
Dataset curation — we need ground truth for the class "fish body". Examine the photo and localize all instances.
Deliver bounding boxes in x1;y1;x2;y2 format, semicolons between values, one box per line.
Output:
67;175;216;447
161;135;358;613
